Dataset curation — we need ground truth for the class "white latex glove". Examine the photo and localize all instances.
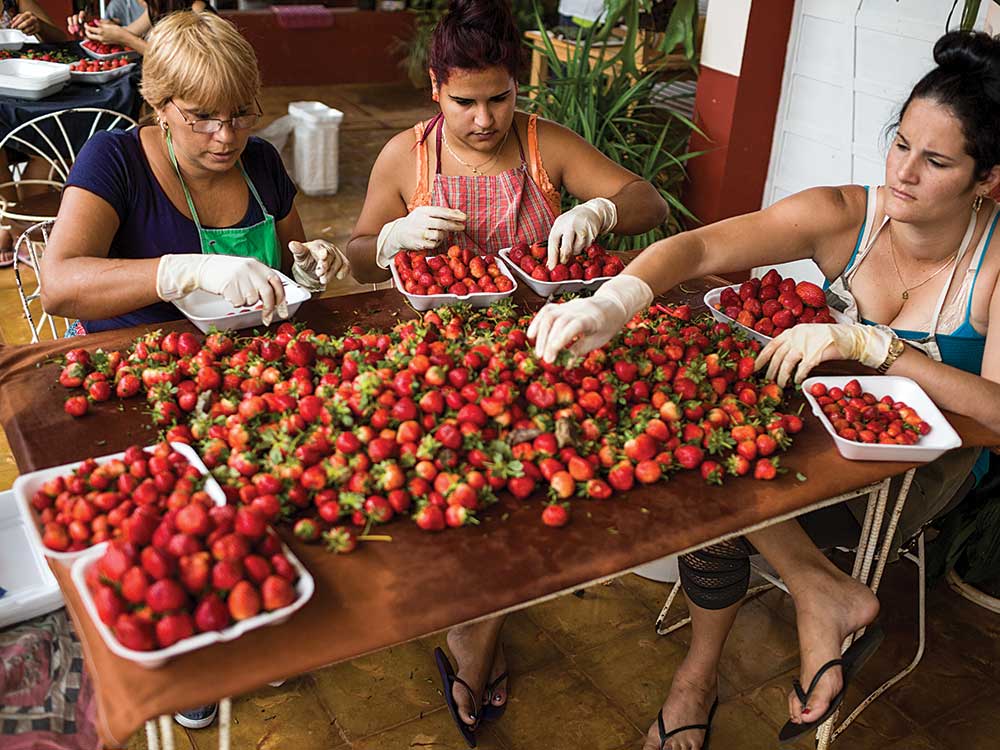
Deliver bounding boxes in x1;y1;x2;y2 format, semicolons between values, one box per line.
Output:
375;206;467;268
546;197;618;270
755;323;894;386
156;254;288;326
289;239;349;292
528;274;653;362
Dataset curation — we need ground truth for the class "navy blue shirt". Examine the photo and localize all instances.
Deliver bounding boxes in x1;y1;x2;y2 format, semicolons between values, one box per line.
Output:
64;128;297;332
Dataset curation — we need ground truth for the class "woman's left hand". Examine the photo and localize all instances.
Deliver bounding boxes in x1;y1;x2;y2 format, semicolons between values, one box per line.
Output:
546;197;618;269
10;12;41;37
290;239;350;291
755;323;894;386
84;20;126;45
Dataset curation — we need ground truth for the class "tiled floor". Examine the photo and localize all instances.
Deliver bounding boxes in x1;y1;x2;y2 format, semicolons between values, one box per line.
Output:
2;83;998;749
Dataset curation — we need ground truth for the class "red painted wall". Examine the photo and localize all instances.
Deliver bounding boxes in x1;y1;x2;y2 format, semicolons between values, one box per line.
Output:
223;9;415;86
682;1;795;227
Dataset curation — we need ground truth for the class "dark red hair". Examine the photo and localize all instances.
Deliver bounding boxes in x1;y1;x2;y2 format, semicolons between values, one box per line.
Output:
429;0;521;87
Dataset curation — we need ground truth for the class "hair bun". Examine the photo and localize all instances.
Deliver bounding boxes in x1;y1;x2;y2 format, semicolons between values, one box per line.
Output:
447;0;513;30
934;30;1000;75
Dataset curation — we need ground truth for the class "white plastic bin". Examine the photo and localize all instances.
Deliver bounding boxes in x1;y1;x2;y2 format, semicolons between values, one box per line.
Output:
288;100;343;196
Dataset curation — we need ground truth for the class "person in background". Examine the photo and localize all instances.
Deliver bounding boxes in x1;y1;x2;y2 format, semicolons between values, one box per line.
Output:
66;0;214;56
67;0;147;35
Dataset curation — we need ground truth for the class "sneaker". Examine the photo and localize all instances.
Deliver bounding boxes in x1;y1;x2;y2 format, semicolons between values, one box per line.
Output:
174;703;218;729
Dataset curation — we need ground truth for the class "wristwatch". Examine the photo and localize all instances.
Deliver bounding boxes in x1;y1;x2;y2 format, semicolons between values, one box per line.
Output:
877;336;905;374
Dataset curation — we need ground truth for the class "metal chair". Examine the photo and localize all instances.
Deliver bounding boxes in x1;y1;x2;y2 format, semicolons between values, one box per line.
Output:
12;220;72;342
0;107;138;230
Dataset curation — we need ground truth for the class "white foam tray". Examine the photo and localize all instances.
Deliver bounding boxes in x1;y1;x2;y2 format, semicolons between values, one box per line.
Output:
13;442;226;565
0;29;33;51
801;375;962;462
172;269;311;333
390;255;517;311
497;247;616;297
79;40;138;61
0;489;63;629
0;58;69;100
69;61;135;84
71;538;314;668
704;284;852;346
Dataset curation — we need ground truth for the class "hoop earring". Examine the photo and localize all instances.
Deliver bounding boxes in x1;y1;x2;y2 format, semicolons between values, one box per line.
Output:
974;193;984;211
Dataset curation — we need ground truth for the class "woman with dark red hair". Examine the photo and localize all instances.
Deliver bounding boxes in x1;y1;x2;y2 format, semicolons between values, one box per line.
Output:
347;0;666;282
347;0;665;743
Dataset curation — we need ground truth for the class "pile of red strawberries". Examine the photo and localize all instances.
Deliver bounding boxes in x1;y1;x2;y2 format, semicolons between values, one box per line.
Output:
394;246;514;297
810;380;931;445
508;241;625;283
715;269;836;338
56;300;802;544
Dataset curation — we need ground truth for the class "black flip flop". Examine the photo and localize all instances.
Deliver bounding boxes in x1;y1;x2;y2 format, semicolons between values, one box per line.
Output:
434;646;481;748
479;670;509;722
778;623;885;744
657;697;718;749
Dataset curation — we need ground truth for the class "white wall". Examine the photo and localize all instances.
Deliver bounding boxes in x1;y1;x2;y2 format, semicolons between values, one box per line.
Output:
700;0;752;77
757;0;988;283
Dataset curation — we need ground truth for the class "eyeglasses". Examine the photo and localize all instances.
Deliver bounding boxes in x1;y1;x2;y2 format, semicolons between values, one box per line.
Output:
169;100;262;134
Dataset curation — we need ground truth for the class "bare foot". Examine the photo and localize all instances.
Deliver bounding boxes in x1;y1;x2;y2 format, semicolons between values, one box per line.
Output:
642;659;717;750
787;571;880;726
445;620;501;726
484;640;507;710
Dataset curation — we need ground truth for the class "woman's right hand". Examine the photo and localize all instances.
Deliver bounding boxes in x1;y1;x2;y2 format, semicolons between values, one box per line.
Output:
156;254;288;326
84;19;126;45
528;274;654;362
375;205;467;268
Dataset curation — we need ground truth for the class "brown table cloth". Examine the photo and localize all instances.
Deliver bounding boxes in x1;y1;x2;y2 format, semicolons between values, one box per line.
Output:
1;279;998;747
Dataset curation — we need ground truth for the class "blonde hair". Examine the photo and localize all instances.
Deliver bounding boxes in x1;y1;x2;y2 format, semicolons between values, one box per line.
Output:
140;12;261;113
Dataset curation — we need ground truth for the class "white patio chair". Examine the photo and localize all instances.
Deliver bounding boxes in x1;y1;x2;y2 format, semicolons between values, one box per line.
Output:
12;220;72;342
0;107;138;229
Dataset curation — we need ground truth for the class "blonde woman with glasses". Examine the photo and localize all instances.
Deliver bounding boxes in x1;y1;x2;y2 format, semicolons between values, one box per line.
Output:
42;11;348;335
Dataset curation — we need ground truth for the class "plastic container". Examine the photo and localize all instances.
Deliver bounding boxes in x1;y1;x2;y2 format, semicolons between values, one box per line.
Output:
389;257;517;311
69;61;136;84
0;58;69;100
801;375;962;462
704;284;853;346
71;539;314;668
497;247;618;298
288;101;343;196
79;40;138;61
0;29;32;51
13;442;226;566
172;270;311;333
0;489;63;629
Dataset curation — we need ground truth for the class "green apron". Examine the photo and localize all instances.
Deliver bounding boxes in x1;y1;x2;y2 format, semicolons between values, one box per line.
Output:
167;131;282;269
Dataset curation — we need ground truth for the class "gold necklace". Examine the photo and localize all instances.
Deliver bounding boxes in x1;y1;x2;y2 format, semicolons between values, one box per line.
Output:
887;224;958;301
442;127;510;177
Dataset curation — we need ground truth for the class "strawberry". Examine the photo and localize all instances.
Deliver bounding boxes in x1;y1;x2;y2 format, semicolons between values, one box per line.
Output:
114;613;155;651
146;579;187;613
700;461;723;485
194;593;231;632
227;580;261;621
156;612;195;648
634;460;662;484
261;575;296;611
584;478;612;500
293;518;320;543
323;526;357;554
674;445;704;470
795;280;826;308
64;395;88;417
541;503;569;527
753;457;780;480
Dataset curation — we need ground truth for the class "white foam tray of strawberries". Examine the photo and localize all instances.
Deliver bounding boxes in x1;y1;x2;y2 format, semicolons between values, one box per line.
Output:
13;442;226;565
704;284;853;346
389;256;517;311
801;375;962;462
173;269;311;333
79;39;139;61
497;247;617;297
70;539;315;668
